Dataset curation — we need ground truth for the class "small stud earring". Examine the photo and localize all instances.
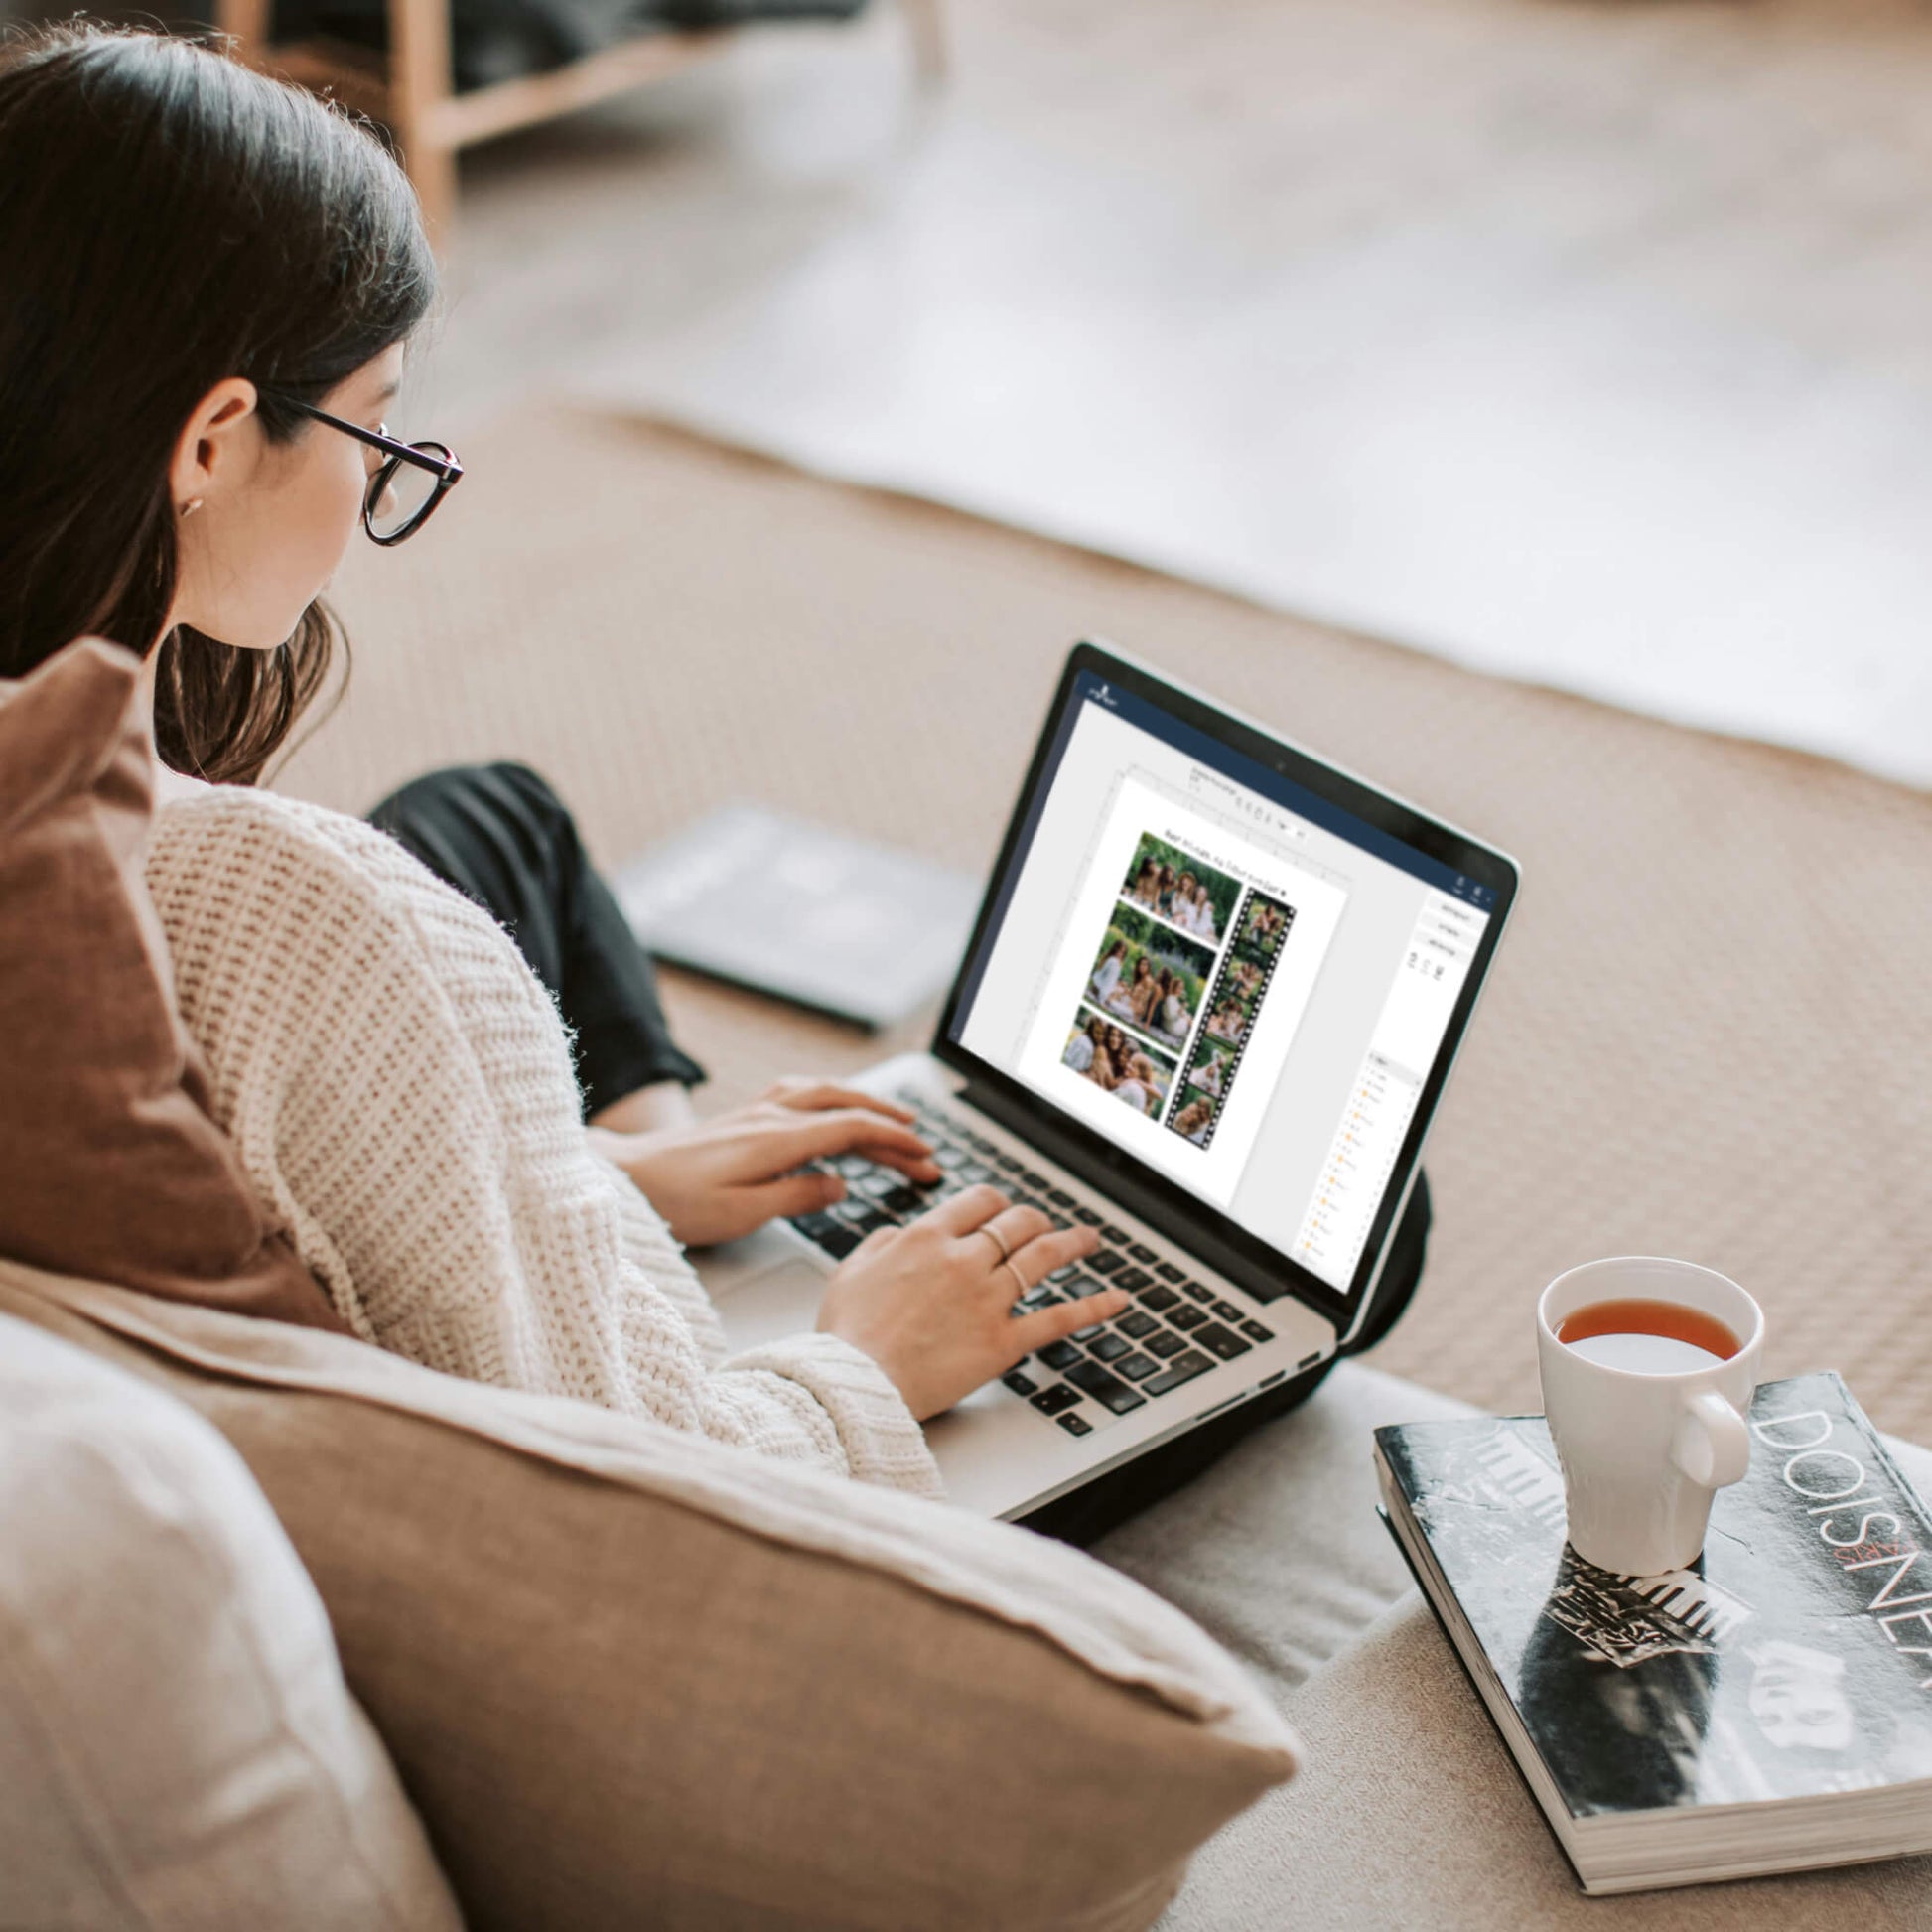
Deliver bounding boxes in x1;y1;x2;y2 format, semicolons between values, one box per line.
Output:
179;498;204;517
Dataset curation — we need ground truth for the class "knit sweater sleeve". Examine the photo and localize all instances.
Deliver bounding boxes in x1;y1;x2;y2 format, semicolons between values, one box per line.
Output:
145;787;940;1497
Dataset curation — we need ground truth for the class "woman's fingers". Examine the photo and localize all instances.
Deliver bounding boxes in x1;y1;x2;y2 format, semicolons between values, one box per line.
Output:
1009;1287;1131;1358
743;1169;848;1224
764;1079;917;1125
1001;1221;1099;1284
974;1202;1057;1260
920;1183;1013;1236
759;1109;939;1177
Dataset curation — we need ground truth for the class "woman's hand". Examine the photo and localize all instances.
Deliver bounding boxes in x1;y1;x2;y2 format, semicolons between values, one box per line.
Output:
595;1078;941;1248
816;1185;1130;1421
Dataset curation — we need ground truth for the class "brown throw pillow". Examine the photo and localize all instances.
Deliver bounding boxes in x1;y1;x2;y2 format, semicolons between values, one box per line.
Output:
0;1263;1304;1932
0;637;343;1330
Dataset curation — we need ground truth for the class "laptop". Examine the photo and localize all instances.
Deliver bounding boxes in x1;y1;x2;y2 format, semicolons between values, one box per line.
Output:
696;641;1520;1519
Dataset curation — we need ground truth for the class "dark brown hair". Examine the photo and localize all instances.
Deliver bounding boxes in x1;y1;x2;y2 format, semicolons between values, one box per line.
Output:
0;25;436;781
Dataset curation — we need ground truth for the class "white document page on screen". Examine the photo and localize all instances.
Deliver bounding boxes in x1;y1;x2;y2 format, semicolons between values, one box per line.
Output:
1012;773;1347;1206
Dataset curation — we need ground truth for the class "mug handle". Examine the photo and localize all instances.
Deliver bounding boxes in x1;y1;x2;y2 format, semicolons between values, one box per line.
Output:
1671;1388;1751;1489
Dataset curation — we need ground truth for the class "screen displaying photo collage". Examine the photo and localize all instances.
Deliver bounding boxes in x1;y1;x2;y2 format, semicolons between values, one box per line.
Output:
1059;832;1296;1146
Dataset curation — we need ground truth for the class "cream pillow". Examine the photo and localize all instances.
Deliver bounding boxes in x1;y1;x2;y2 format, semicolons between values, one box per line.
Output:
0;1260;1301;1932
0;1311;460;1931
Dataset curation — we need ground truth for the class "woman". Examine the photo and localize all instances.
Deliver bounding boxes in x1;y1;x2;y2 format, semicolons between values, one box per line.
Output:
1108;955;1151;1022
1189;880;1220;943
1089;937;1128;1007
1157;971;1190;1042
1085;1035;1120;1091
1111;1054;1158;1118
1129;857;1160;908
1062;1015;1101;1076
0;26;1128;1494
1173;1096;1214;1144
1154;863;1177;918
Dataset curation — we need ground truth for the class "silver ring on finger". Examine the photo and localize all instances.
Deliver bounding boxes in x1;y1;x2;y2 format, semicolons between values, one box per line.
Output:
1000;1257;1029;1301
978;1221;1012;1263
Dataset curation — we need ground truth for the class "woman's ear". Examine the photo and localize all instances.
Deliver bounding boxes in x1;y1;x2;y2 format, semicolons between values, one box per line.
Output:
167;377;260;514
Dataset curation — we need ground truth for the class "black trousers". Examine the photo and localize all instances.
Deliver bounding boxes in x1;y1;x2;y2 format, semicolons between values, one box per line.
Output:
370;761;705;1118
370;761;1431;1543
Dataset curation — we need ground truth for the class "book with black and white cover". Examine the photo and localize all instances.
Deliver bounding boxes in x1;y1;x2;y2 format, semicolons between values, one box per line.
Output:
1374;1374;1932;1895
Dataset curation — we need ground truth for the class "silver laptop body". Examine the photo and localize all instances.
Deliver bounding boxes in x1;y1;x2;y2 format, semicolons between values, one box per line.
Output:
696;641;1519;1521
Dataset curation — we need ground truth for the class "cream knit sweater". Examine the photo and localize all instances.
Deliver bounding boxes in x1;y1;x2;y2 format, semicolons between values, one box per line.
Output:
144;784;942;1498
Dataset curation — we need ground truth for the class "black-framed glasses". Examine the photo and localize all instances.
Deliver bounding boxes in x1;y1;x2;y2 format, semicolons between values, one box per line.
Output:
283;399;464;546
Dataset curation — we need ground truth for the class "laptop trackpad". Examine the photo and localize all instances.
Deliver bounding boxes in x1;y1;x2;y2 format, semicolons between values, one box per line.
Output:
702;1227;829;1353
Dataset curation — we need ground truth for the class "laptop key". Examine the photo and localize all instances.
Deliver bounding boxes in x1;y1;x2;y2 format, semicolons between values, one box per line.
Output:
1114;1267;1153;1293
1036;1339;1081;1370
1101;1224;1131;1243
1085;1250;1125;1276
1138;1285;1180;1313
1056;1413;1093;1438
1156;1262;1186;1283
1179;1279;1215;1303
1069;1322;1105;1341
882;1186;927;1215
1064;1359;1146;1415
1194;1323;1252;1362
1128;1244;1158;1264
1144;1350;1214;1397
1144;1329;1186;1359
1241;1319;1276;1344
1168;1305;1206;1332
1022;1169;1049;1187
1088;1333;1131;1363
959;1162;994;1183
1212;1300;1245;1323
1115;1352;1158;1382
1030;1384;1081;1417
1047;1188;1075;1209
1073;1206;1103;1226
1003;1369;1038;1396
816;1224;863;1260
1054;1272;1097;1298
1116;1311;1158;1339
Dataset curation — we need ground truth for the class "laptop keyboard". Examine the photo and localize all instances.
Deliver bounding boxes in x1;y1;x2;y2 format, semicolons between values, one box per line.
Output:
786;1095;1280;1438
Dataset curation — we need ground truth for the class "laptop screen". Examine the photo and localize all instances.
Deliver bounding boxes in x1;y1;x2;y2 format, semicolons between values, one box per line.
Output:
940;650;1512;1317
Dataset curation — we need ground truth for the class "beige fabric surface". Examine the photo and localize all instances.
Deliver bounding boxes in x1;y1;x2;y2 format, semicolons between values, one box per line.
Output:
1161;1442;1932;1931
0;1311;459;1932
0;1258;1299;1932
276;405;1932;1446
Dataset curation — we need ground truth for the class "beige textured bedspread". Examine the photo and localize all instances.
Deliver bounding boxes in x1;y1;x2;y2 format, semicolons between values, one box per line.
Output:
278;406;1932;1443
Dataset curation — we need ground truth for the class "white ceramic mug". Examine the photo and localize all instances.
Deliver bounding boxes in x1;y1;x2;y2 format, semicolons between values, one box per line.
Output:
1536;1257;1763;1576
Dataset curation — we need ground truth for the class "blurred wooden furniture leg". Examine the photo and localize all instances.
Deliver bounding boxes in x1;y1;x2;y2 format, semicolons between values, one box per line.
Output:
903;0;947;87
214;0;272;56
388;0;458;243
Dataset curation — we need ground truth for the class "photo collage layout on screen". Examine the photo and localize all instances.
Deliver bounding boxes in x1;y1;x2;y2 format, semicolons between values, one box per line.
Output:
1017;771;1348;1211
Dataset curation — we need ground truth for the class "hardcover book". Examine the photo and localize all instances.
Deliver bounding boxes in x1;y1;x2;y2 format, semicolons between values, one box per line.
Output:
1374;1373;1932;1894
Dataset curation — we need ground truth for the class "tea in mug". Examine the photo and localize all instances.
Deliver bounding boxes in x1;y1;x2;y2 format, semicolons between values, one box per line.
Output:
1555;1296;1743;1374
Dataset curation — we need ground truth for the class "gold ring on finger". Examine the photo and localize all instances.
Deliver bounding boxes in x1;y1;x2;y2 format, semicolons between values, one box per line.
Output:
978;1222;1011;1263
1001;1257;1029;1301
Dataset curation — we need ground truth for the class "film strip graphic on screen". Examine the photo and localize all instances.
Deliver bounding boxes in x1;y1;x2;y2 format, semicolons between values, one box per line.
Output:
1163;890;1297;1151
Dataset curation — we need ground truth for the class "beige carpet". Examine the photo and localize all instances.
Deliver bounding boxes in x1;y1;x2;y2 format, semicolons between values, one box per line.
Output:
278;405;1932;1445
